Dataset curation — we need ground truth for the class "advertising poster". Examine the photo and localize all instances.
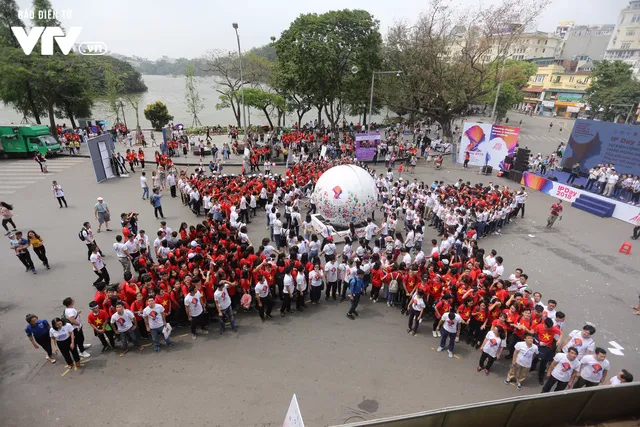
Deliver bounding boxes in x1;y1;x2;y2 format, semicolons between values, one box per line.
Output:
457;122;521;169
562;119;640;176
355;132;381;161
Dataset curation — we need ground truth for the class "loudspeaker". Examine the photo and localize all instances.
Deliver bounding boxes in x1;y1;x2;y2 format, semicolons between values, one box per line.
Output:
504;156;514;165
516;148;530;162
549;176;558;181
509;170;523;183
481;165;493;175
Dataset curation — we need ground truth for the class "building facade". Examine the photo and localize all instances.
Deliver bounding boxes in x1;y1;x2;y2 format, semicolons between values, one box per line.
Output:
521;60;591;117
508;32;562;61
559;24;614;61
605;0;640;76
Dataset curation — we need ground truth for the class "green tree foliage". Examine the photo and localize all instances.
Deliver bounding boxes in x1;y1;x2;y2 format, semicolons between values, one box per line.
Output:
381;0;548;139
144;101;173;130
0;0;24;47
32;0;60;27
184;63;204;127
272;9;382;129
586;60;640;122
240;87;285;129
480;60;538;122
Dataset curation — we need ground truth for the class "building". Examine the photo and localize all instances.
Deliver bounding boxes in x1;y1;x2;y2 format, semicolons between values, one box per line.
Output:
605;0;640;76
521;59;591;117
558;24;614;61
508;31;563;61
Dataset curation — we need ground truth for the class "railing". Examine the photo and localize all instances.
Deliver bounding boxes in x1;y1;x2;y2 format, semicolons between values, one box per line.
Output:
331;383;640;427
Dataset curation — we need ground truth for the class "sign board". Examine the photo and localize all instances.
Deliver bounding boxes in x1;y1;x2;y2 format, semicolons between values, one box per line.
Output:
283;394;304;427
457;122;520;170
355;132;381;161
563;119;640;176
542;100;555;107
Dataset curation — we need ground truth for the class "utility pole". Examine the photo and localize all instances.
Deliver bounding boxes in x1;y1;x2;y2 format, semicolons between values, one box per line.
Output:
232;23;248;141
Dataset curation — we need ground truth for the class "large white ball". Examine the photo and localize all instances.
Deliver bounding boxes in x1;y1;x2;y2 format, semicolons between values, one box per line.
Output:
312;165;378;227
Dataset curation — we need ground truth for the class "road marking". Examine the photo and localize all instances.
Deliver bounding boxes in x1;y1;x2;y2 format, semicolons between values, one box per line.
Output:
608;341;625;356
61;359;89;376
454;355;461;359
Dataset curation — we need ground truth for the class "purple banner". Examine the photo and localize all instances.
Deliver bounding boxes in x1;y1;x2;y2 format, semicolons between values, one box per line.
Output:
355;133;381;161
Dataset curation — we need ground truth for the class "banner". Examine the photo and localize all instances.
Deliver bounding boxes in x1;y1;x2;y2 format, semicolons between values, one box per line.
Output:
521;172;640;224
562;119;640;176
457;122;520;170
355;132;381;161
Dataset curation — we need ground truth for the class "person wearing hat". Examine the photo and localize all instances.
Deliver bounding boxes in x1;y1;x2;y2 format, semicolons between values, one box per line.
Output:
94;197;112;233
346;269;365;319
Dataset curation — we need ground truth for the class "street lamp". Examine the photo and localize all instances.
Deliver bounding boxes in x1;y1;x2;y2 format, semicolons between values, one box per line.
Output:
232;22;248;141
368;70;403;132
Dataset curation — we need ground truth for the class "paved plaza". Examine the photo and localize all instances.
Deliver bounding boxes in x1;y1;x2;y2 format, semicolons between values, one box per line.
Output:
0;115;638;427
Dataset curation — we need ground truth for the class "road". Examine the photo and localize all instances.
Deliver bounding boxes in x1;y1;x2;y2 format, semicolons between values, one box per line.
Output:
0;116;638;427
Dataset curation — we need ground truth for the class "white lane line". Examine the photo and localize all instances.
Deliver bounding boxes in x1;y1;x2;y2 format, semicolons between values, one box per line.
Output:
608;341;625;356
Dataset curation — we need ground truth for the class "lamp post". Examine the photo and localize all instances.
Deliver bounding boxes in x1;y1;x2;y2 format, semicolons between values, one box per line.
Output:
490;58;506;122
232;22;247;140
368;70;403;132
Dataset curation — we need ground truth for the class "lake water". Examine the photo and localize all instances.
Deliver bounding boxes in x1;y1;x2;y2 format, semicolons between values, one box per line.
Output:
0;75;384;129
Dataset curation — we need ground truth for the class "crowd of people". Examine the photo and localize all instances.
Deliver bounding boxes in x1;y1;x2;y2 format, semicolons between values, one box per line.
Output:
16;131;634;393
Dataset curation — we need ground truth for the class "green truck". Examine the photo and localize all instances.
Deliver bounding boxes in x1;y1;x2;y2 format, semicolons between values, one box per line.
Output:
0;125;63;158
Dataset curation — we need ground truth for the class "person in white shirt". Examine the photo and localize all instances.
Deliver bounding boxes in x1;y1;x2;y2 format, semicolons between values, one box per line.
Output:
110;301;142;355
185;285;209;339
483;256;504;279
309;263;325;304
505;334;539;390
255;274;273;322
324;260;339;300
280;266;295;316
573;348;609;388
142;297;175;351
560;325;596;361
62;297;91;358
364;218;379;247
214;281;237;333
437;311;463;358
478;325;506;374
89;245;110;286
272;213;284;249
49;319;81;369
51;180;68;208
112;234;132;275
603;170;618;197
407;289;426;335
607;369;633;386
541;347;580;392
322;237;336;261
140;172;149;200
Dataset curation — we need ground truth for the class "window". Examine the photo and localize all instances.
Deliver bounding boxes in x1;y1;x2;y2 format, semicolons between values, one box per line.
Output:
626;30;636;36
583;77;590;84
569;76;575;83
632;14;640;22
554;76;561;83
622;43;632;49
542;48;546;53
534;75;545;83
545;40;548;45
535;48;538;52
537;40;541;44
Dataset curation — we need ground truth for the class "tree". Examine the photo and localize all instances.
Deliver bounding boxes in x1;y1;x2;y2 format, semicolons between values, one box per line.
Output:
203;49;244;127
479;60;537;122
586;60;640;122
125;94;142;142
32;0;60;27
104;63;124;124
144;101;173;131
240;88;285;129
381;0;549;140
0;0;23;47
184;63;204;127
273;10;383;131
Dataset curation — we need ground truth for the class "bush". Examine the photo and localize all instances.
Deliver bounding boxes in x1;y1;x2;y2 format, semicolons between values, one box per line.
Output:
143;101;174;131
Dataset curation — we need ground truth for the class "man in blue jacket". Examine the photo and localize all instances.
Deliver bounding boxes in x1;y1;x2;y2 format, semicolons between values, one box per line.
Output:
347;269;365;319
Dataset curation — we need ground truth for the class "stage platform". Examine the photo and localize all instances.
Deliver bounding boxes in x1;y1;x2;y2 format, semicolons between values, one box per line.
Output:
521;172;640;225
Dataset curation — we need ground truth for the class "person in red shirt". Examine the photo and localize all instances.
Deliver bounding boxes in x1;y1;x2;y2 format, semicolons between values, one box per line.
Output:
87;301;115;352
93;282;107;310
547;200;563;228
506;308;535;359
370;262;386;303
468;300;489;347
130;292;148;338
532;318;563;384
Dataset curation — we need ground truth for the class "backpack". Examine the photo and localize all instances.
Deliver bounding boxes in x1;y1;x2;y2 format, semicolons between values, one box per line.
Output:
389;275;399;293
78;229;86;241
61;310;71;325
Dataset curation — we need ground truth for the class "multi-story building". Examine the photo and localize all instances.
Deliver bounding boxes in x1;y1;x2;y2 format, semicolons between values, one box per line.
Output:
521;59;591;117
605;0;640;76
508;31;562;61
559;24;614;61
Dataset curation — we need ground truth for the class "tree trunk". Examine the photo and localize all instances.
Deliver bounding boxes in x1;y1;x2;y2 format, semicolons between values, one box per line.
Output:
316;105;323;126
440;117;453;142
64;102;77;129
262;107;274;130
25;81;41;124
47;100;57;138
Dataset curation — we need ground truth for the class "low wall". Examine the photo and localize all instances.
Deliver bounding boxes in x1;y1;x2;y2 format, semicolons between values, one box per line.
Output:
521;172;640;224
332;382;639;427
